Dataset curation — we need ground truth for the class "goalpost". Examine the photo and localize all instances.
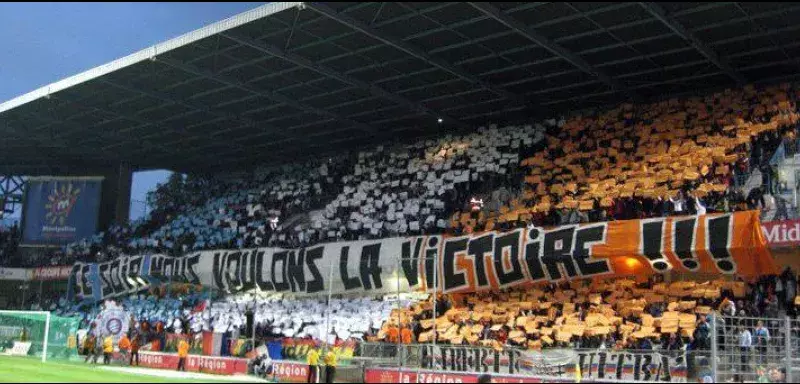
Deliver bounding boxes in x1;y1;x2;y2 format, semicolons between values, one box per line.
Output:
0;310;51;363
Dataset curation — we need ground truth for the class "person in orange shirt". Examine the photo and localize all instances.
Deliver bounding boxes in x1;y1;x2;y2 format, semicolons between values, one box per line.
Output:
400;328;414;344
130;334;141;366
118;334;131;363
386;326;400;344
177;339;190;372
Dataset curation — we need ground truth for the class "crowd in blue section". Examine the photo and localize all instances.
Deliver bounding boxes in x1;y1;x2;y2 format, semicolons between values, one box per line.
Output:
1;84;800;384
1;83;799;270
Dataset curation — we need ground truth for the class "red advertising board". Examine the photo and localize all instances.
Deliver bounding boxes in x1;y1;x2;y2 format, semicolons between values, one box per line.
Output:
762;219;800;247
364;368;580;384
32;266;72;281
133;351;249;375
114;351;308;383
365;369;482;383
271;361;310;382
121;351;310;381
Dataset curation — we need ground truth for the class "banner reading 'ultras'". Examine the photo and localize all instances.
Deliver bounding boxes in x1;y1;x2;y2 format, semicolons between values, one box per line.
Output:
368;346;687;382
419;345;687;381
68;211;774;302
22;177;102;245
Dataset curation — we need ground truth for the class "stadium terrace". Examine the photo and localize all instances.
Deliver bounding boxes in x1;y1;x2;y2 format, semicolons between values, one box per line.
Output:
2;2;800;383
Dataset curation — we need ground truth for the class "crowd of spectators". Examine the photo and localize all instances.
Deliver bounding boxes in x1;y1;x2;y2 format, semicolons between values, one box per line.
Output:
1;83;799;269
457;84;800;232
20;122;547;265
0;223;19;265
376;267;799;353
50;281;395;349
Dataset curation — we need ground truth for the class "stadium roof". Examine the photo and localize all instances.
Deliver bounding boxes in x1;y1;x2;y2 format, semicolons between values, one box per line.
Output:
3;2;800;175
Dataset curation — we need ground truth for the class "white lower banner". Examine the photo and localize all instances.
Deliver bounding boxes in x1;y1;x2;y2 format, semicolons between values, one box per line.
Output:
6;341;32;356
420;345;688;382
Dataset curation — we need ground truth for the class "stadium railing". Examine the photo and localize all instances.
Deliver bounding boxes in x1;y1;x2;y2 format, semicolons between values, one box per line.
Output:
714;314;797;383
357;342;689;382
355;315;800;383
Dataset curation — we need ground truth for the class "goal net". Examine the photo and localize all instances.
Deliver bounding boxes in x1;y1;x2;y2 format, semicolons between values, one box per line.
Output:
0;311;80;362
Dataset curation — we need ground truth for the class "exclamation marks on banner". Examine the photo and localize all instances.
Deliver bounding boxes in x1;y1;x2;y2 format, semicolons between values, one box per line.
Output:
706;215;736;274
673;217;700;271
653;215;735;274
640;219;673;273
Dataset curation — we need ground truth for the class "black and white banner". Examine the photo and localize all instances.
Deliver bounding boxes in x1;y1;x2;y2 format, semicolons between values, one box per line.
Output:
67;227;617;302
67;211;769;302
68;237;413;302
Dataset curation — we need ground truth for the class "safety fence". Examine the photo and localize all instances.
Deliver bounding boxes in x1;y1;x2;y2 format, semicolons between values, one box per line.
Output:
713;314;797;383
344;315;800;383
355;343;690;382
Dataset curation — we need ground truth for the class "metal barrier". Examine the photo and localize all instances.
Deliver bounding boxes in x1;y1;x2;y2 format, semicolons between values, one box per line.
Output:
258;317;800;382
358;342;691;382
710;314;795;383
355;315;800;383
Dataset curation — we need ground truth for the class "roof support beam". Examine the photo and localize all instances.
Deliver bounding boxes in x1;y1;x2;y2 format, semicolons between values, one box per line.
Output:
303;2;531;107
468;2;634;99
179;118;341;161
50;93;231;155
220;31;469;128
13;110;120;158
639;2;746;86
99;78;293;144
113;3;798;134
114;3;626;97
0;2;303;115
155;56;381;136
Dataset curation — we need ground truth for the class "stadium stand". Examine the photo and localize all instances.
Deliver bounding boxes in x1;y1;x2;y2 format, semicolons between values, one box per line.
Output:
1;83;799;379
16;83;790;268
309;123;544;241
463;83;800;231
6;3;800;382
9;122;547;266
0;224;19;265
33;269;794;351
373;273;798;351
0;86;777;345
22;267;789;364
50;288;395;357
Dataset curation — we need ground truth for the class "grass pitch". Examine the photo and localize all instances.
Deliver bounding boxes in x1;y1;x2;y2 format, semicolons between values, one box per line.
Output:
0;355;265;383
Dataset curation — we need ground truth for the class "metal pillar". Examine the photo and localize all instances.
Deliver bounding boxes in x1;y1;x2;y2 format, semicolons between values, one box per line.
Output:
786;316;793;383
710;313;719;383
38;279;44;310
396;255;402;373
322;254;336;383
431;250;438;371
0;176;25;220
